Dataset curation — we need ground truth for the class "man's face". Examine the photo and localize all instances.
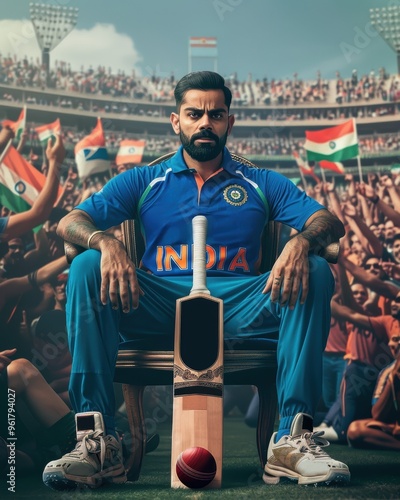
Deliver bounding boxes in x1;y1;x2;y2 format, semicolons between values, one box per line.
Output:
170;89;234;162
392;238;400;264
388;334;400;359
53;280;66;305
363;258;383;278
384;221;395;241
351;283;368;305
391;294;400;319
3;238;25;267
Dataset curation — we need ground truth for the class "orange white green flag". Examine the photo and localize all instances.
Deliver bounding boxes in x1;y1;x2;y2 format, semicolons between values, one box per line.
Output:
318;160;345;174
35;118;61;146
304;119;358;163
0;142;62;213
1;106;26;142
115;139;146;166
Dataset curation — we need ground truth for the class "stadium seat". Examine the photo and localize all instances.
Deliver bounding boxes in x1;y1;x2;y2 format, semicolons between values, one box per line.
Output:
64;152;339;481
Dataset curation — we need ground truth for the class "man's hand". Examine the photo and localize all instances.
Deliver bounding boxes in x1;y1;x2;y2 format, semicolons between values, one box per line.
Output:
263;235;310;309
99;239;143;312
0;348;16;373
46;134;65;166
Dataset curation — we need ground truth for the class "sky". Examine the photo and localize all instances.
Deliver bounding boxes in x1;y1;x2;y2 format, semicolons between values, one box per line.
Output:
0;0;398;82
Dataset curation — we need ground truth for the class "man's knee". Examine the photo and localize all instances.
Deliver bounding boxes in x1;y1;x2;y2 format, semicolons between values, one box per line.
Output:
347;419;368;444
69;249;101;284
308;255;334;292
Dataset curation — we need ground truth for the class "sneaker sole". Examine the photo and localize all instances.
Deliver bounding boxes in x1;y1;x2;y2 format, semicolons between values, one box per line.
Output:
263;464;350;486
43;464;127;491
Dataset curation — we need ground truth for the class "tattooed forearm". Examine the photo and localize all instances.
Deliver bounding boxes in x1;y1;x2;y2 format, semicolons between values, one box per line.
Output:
57;209;98;247
296;209;345;251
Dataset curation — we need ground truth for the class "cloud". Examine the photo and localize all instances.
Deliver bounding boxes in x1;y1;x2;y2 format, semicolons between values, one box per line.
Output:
0;19;142;74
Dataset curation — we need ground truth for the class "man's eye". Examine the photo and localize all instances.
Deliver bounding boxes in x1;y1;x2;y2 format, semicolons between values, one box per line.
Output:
189;112;199;118
212;113;222;119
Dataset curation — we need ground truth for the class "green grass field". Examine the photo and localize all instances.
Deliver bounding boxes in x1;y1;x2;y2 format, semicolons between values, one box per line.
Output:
3;416;399;499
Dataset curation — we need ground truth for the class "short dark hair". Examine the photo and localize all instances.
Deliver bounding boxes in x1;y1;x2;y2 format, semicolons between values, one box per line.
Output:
174;71;232;111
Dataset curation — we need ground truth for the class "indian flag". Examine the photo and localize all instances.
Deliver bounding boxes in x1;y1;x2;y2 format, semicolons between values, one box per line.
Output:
115;140;146;165
0;143;62;213
319;160;345;174
1;106;26;142
293;151;320;182
304;119;359;163
74;118;110;179
35;119;61;146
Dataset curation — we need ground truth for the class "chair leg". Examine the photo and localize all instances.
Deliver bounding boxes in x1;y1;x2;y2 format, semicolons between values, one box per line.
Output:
122;383;146;481
256;370;278;468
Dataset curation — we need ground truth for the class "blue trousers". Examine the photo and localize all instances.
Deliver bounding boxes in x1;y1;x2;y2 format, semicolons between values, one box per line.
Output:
66;250;334;434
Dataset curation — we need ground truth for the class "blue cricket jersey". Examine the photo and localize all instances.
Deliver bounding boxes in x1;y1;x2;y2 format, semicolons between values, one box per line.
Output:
76;147;324;276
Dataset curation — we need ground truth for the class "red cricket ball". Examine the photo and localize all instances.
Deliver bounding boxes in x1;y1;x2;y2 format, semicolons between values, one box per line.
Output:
176;446;217;488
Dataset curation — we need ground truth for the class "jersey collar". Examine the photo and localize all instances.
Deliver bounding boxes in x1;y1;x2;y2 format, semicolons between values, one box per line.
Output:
166;146;242;177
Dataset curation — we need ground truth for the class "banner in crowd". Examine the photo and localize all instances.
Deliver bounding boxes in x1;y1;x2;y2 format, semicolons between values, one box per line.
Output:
1;106;26;142
35;118;61;146
304;119;359;163
318;160;345;174
74;118;110;179
189;37;218;57
0;143;61;213
115;139;146;166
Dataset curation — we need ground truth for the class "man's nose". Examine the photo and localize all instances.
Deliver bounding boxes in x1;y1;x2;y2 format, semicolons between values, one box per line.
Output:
199;114;212;130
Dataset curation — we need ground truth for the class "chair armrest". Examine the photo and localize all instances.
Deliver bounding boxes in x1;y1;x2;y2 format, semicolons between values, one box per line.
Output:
64;241;86;264
317;242;339;264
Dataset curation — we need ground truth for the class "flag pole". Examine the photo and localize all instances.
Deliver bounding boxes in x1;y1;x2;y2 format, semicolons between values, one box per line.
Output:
353;118;363;183
0;139;12;164
319;163;327;183
298;167;308;192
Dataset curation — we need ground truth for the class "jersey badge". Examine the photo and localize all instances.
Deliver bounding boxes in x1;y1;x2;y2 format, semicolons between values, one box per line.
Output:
223;184;248;206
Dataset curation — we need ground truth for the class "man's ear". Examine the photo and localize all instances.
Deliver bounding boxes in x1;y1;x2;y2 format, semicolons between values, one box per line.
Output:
227;114;235;136
170;112;180;135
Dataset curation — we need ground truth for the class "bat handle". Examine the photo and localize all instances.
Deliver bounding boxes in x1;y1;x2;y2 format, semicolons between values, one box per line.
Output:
191;215;210;295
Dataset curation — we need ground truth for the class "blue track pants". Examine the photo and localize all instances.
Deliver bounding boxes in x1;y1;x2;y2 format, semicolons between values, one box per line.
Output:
66;250;334;434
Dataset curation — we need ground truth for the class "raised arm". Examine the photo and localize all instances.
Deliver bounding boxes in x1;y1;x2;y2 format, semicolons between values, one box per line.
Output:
338;250;400;300
3;135;65;238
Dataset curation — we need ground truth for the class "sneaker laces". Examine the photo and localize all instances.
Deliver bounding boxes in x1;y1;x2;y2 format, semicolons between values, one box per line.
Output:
63;430;106;470
292;431;331;460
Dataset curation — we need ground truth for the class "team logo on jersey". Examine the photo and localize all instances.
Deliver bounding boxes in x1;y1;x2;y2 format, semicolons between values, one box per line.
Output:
223;184;248;206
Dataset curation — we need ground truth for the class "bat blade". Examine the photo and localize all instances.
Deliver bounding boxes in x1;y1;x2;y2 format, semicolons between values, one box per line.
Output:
171;216;224;489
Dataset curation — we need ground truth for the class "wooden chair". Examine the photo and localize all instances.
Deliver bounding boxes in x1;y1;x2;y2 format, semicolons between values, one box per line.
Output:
65;152;339;482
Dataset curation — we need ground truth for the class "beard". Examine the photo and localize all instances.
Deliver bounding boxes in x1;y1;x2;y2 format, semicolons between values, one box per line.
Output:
180;128;228;162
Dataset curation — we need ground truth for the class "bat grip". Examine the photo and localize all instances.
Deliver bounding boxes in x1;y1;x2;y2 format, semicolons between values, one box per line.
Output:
191;216;210;295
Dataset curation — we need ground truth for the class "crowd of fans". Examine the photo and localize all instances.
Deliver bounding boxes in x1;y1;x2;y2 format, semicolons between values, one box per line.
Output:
1;62;400;479
15;121;400;160
1;121;400;477
1;54;400;108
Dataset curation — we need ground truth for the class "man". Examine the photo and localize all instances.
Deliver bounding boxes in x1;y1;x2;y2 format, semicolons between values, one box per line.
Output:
347;331;400;450
43;71;348;490
0;127;65;240
317;289;400;442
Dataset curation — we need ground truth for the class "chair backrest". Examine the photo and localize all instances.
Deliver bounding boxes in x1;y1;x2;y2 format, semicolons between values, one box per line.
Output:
122;151;282;273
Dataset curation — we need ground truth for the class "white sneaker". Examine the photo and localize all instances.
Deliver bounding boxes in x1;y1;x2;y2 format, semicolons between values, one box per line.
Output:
43;412;127;490
263;413;350;486
314;424;339;442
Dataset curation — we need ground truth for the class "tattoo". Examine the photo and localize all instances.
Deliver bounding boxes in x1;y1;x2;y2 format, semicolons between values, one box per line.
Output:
298;210;345;251
57;210;97;247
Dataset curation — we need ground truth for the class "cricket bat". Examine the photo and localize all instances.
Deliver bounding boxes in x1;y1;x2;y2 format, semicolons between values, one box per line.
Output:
171;215;224;488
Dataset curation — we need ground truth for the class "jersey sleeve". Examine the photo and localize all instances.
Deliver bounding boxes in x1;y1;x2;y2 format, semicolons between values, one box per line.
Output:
263;170;326;231
74;170;142;230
